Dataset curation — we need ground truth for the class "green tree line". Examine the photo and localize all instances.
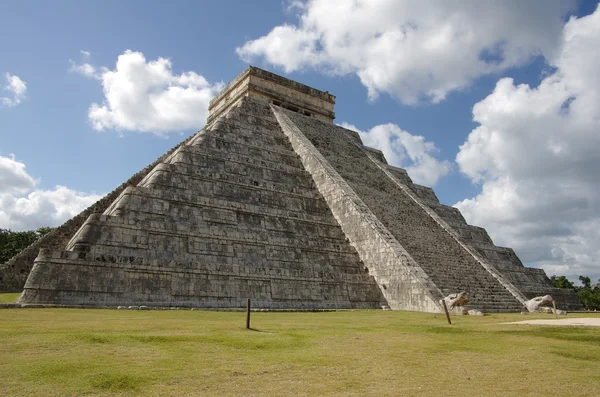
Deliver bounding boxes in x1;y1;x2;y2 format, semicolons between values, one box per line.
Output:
0;228;54;264
551;275;600;310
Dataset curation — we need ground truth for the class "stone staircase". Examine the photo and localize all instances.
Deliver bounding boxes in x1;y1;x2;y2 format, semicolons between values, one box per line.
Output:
403;177;583;310
281;110;525;313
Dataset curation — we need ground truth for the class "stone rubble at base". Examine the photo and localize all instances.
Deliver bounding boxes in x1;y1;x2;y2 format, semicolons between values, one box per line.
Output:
1;66;583;313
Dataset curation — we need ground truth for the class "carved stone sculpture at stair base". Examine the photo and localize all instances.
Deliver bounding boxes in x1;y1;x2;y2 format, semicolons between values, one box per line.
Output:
4;66;584;312
526;295;553;313
442;292;485;316
443;292;469;310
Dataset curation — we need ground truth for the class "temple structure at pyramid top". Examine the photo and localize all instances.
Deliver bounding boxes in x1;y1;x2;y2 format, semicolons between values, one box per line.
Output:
207;66;336;125
1;66;582;312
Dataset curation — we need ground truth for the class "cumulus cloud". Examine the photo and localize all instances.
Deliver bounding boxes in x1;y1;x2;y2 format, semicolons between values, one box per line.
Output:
238;0;569;104
340;122;451;186
0;154;102;231
1;73;27;107
70;50;223;134
455;5;600;281
0;155;37;195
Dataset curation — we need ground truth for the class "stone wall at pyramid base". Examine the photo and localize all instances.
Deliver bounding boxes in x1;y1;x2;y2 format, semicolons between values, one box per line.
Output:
19;249;383;309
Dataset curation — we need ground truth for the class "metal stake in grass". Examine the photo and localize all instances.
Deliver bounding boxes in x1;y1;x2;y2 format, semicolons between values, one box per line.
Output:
246;298;251;329
552;301;558;319
441;299;452;325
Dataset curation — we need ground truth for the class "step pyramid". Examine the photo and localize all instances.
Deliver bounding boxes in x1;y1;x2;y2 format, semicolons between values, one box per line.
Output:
1;66;582;312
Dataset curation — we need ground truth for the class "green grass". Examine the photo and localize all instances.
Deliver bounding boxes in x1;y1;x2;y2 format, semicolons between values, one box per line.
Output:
0;292;20;303
0;305;599;396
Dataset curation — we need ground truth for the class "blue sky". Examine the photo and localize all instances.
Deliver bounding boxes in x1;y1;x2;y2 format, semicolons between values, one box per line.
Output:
1;0;599;282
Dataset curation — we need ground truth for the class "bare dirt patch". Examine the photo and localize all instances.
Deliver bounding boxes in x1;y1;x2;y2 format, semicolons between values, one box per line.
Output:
502;317;600;326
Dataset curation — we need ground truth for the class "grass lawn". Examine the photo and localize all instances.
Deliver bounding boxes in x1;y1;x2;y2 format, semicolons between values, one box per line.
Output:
0;292;20;303
1;300;599;396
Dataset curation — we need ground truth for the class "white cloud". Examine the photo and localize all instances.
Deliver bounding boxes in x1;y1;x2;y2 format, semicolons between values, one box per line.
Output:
69;50;107;79
455;5;600;282
1;73;27;107
340;122;451;186
70;50;223;134
0;154;101;231
0;154;37;195
285;0;306;14
237;0;570;105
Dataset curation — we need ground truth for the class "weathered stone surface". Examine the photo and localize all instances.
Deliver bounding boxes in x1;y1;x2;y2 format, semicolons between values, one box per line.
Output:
17;97;384;309
279;109;525;312
386;163;582;310
0;134;196;293
273;107;442;312
207;66;336;125
411;188;581;310
6;66;582;312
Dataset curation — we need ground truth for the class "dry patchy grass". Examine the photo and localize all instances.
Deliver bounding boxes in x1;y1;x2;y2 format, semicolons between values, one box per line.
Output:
0;303;599;396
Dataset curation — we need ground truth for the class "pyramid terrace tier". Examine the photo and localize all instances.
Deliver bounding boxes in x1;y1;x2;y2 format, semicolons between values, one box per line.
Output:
11;68;583;312
18;96;385;309
0;132;197;293
21;249;382;308
207;66;336;125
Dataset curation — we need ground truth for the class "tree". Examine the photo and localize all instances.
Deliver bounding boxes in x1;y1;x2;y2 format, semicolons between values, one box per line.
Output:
35;227;54;238
550;275;575;290
550;274;600;310
576;275;600;311
0;227;54;264
579;276;592;289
